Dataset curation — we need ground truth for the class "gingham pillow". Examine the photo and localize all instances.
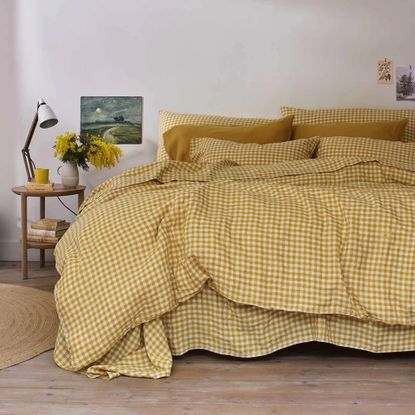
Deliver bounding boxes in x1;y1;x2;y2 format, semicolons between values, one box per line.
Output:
317;136;415;169
190;137;319;165
281;106;415;142
157;110;279;161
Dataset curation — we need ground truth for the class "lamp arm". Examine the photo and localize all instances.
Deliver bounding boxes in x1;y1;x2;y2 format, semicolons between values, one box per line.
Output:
22;112;38;182
22;149;32;182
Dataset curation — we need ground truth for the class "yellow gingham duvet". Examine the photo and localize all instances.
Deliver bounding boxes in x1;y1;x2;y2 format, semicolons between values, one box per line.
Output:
54;158;415;379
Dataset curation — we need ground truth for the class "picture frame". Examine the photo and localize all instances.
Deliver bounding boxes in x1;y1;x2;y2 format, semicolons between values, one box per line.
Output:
377;59;393;84
396;66;415;101
80;96;143;144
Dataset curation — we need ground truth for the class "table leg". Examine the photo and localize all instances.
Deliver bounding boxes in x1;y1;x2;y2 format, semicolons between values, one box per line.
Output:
39;196;45;268
21;195;28;280
78;191;84;211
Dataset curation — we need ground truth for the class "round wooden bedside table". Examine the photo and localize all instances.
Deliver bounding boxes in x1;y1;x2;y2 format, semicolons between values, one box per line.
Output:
12;185;86;280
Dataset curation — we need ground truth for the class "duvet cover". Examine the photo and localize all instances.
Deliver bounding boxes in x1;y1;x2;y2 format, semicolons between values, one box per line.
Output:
54;157;415;379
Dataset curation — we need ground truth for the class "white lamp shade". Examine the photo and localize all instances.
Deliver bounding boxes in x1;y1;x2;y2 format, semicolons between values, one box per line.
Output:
37;99;58;129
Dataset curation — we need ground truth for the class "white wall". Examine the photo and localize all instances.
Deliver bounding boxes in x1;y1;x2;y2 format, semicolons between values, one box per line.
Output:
1;0;415;260
0;0;19;259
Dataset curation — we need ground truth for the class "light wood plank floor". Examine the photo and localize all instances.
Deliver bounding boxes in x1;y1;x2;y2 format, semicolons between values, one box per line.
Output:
0;261;414;415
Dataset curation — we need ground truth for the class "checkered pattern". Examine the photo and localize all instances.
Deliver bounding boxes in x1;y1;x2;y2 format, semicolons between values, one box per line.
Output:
157;110;278;161
54;158;415;379
190;137;319;164
163;287;415;357
317;136;415;169
281;106;415;142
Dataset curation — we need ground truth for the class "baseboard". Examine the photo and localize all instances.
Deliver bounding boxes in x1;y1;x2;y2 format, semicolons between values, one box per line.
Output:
0;240;55;261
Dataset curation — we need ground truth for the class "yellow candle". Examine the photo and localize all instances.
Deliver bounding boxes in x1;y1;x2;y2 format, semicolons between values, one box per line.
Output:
34;168;49;184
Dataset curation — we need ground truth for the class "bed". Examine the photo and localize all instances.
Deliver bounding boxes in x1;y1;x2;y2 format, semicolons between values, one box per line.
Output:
53;108;415;380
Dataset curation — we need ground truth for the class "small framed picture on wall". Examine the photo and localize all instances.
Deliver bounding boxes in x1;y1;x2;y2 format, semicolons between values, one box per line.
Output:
396;66;415;101
377;59;393;84
80;96;143;144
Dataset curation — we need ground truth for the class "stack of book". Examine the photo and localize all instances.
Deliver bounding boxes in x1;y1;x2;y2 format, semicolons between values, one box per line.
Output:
25;181;54;192
27;219;70;244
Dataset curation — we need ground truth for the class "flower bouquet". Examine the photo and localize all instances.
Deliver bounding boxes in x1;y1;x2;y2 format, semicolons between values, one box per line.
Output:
54;132;123;187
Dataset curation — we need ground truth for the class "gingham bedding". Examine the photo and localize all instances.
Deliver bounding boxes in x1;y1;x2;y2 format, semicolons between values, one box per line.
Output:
54;158;415;379
189;136;319;164
280;106;415;142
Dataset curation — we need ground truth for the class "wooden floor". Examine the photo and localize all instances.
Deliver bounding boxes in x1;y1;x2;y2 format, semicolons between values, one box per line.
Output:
0;262;414;415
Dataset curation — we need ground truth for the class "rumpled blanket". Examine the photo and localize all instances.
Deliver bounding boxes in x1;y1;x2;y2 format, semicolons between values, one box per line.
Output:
54;157;415;379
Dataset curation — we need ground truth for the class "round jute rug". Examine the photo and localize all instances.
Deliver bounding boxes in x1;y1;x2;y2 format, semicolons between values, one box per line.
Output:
0;283;59;369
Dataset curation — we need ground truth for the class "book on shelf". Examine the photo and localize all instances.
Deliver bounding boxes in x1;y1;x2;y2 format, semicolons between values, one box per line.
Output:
37;218;66;225
25;181;54;191
31;218;70;231
28;227;67;238
26;234;60;244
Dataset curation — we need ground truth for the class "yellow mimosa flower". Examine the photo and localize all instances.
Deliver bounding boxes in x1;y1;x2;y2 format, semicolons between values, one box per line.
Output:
54;132;123;171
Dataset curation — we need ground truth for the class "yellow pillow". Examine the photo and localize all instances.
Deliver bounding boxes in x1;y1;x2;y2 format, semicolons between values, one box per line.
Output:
190;137;319;165
162;116;294;161
157;110;292;161
316;136;415;168
281;106;415;142
292;119;408;141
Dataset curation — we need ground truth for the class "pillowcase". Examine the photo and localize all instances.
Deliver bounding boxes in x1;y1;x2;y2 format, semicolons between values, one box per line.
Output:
157;110;292;161
163;116;294;161
190;137;319;165
281;106;415;142
316;136;415;168
292;119;408;141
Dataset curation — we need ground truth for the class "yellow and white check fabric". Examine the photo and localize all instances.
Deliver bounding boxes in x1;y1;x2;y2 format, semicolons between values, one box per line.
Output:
190;137;318;164
54;158;415;380
163;288;415;358
281;106;415;142
157;110;277;161
317;136;415;168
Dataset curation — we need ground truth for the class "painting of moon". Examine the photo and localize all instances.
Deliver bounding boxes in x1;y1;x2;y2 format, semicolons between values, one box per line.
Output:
80;96;142;144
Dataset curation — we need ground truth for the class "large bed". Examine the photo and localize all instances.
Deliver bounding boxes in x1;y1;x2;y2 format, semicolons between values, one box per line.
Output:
53;107;415;379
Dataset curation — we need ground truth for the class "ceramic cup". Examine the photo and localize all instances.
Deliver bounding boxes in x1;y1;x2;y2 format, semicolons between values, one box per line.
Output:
34;168;49;184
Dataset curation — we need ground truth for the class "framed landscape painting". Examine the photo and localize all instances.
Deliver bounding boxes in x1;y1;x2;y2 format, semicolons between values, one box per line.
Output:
80;96;142;144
